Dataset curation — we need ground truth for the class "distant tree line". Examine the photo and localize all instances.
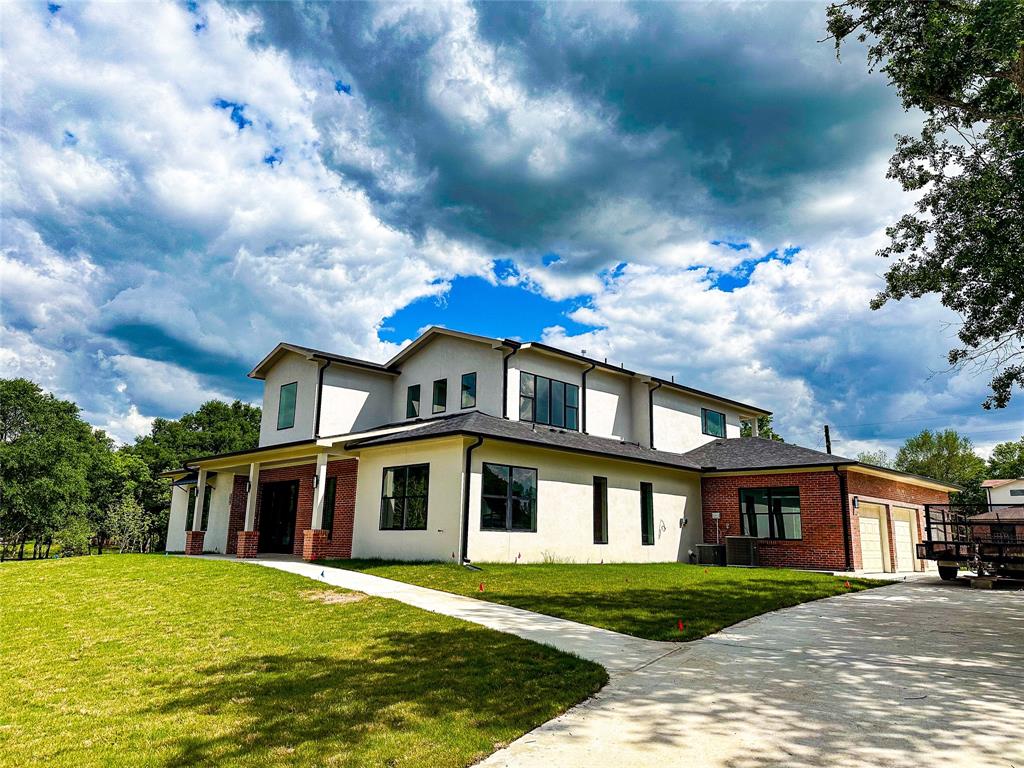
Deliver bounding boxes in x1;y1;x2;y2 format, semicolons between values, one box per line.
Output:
855;430;1024;505
0;378;259;561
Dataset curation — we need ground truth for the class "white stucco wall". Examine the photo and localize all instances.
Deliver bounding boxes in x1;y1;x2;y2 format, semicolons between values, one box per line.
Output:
988;479;1024;504
584;368;634;441
350;437;465;561
318;366;394;437
651;387;742;454
258;352;318;446
393;336;504;421
166;484;190;551
164;474;233;553
466;442;702;564
203;474;234;554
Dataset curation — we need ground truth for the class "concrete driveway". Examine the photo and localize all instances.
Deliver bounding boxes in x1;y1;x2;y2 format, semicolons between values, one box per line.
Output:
479;578;1024;768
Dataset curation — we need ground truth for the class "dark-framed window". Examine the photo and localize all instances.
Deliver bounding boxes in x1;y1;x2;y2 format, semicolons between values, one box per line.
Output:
481;463;538;532
406;384;420;418
702;407;726;438
640;482;654;545
277;381;297;430
380;464;429;530
322;476;337;539
519;373;579;430
185;485;212;531
740;487;801;540
593;476;608;545
432;378;447;414
461;372;477;409
1010;489;1024;497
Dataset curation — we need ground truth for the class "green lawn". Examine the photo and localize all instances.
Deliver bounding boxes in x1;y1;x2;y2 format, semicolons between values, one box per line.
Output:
326;561;884;642
0;556;606;768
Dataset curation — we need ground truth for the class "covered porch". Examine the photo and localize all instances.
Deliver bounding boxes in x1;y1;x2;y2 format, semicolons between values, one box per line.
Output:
167;440;357;561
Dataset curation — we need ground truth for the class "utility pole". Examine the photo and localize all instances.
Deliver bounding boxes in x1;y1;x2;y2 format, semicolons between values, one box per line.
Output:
824;424;832;454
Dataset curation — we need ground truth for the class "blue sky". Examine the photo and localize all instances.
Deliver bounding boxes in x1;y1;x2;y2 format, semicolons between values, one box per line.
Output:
1;0;1020;457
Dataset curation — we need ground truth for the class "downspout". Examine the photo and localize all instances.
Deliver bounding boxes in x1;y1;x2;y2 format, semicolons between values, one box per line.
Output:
460;436;485;566
500;342;519;419
835;464;853;571
580;362;596;433
648;381;663;449
313;359;330;438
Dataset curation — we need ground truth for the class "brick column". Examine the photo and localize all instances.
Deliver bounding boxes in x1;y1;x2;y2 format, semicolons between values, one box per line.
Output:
303;529;329;561
236;530;259;558
185;530;206;555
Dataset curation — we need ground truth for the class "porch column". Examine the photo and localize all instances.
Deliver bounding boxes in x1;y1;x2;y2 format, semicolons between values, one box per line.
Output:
185;468;207;555
303;453;330;561
749;418;760;438
236;462;260;558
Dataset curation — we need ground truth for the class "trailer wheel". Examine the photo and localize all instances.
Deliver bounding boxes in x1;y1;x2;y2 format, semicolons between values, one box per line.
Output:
938;565;958;581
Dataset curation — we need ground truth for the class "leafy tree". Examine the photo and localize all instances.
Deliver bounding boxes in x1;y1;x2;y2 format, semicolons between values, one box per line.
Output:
987;436;1024;478
105;496;148;553
855;449;893;468
741;415;785;441
894;429;987;503
0;379;95;560
124;399;260;548
826;1;1024;409
52;516;93;557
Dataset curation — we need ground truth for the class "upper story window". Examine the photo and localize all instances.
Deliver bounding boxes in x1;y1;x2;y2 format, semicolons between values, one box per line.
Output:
519;373;579;430
461;372;477;409
277;382;297;430
432;378;447;414
702;407;726;438
406;385;420;418
380;464;429;531
740;487;801;540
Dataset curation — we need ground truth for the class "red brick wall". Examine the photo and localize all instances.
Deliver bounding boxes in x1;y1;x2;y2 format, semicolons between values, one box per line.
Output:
226;459;357;558
843;470;949;571
701;471;849;570
843;471;949;507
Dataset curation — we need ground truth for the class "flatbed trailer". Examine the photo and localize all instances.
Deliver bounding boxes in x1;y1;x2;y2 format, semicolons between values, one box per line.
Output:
918;503;1024;580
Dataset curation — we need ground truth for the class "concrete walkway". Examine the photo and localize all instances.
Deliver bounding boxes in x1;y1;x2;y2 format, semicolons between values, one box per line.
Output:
225;556;1023;767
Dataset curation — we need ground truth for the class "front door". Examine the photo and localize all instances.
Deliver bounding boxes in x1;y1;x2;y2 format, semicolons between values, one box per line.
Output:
259;480;298;554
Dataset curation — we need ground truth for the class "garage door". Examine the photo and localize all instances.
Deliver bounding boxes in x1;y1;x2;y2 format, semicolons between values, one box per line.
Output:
858;504;885;572
891;508;917;572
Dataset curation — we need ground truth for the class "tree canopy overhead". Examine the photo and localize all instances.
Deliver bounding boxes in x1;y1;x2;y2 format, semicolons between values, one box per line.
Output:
827;0;1024;409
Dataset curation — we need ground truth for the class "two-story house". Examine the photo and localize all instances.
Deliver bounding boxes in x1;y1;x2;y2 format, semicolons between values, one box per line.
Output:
165;327;957;572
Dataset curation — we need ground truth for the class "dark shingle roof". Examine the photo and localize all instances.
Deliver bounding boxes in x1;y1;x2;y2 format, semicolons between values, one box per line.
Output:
678;437;855;471
345;411;704;471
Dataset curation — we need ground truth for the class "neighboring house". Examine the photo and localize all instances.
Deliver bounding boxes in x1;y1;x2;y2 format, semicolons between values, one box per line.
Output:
982;478;1024;505
164;327;958;573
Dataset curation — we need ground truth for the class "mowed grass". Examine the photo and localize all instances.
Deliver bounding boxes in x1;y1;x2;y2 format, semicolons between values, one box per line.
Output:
328;561;884;642
0;556;606;768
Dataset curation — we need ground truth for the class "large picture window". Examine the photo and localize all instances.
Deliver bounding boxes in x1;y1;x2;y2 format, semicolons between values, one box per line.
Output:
481;463;538;532
740;487;801;540
702;407;726;438
277;381;297;430
380;464;429;531
640;482;654;545
461;372;477;409
519;373;579;430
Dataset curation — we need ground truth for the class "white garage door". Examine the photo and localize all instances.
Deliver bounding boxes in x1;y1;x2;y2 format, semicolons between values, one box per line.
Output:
858;508;884;573
892;508;916;572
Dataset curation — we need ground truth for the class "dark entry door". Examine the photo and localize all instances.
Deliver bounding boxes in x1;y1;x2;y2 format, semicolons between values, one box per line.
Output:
259;480;298;554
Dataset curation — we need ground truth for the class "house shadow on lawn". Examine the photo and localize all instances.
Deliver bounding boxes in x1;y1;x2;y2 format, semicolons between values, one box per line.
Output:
149;626;605;767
